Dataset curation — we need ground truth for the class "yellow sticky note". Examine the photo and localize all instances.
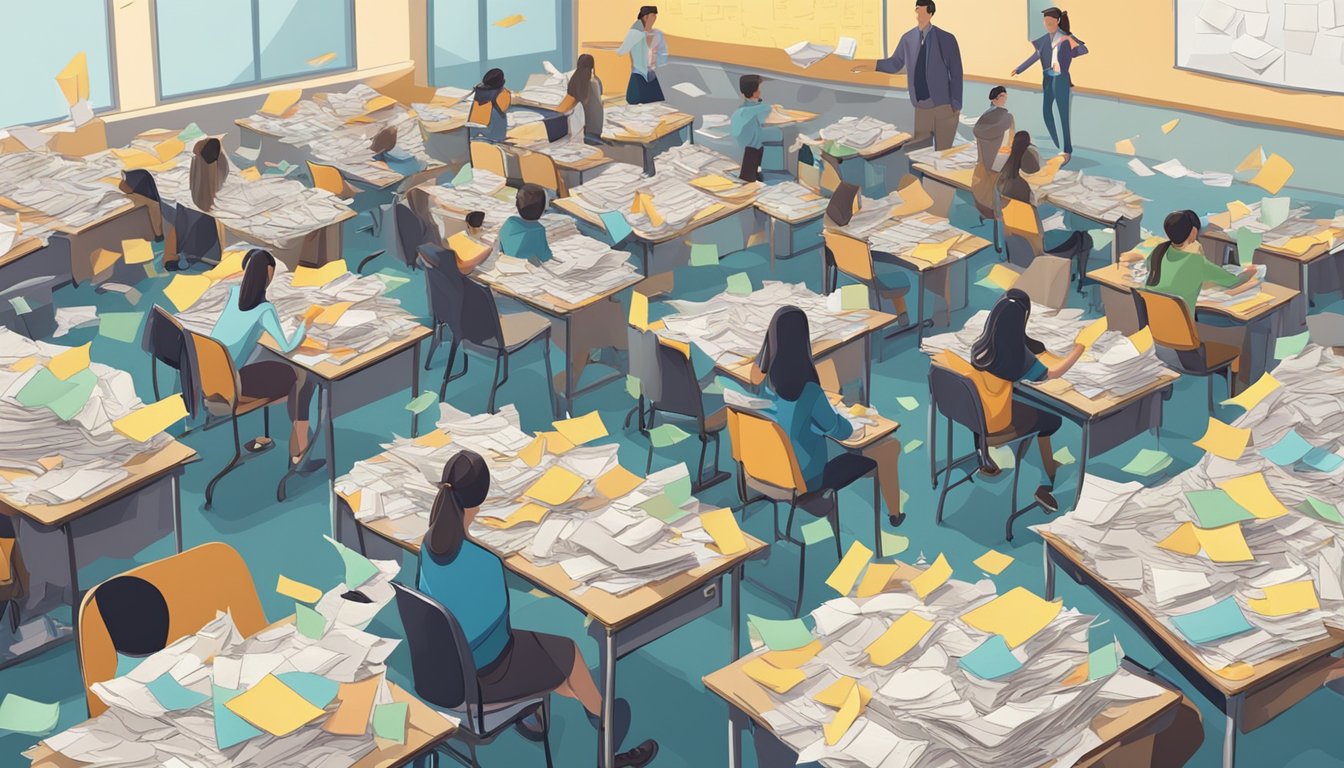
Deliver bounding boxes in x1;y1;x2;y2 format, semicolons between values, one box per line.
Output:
742;657;805;693
1235;146;1264;173
889;179;933;218
1193;417;1250;461
692;202;728;223
308;52;338;67
822;682;862;746
47;342;91;381
365;95;397;113
416;429;454;448
1114;138;1136;156
1161;119;1179;134
865;611;933;666
910;553;952;600
628;291;649;330
856;562;898;598
1002;198;1039;235
1193;522;1253;563
1157;521;1201;556
986;263;1019;290
153;137;185;162
553;411;607;446
290;259;348;288
112;394;187;442
56;52;89;106
225;674;326;736
911;236;958;265
37;456;64;471
260;89;304;117
314;301;354;326
10;356;39;373
276;575;323;603
447;231;490;266
164;273;213;311
205;250;248;282
540;430;575;455
761;640;821;669
641;195;665;228
517;435;546;467
1128;326;1154;354
1249;581;1319;617
482;502;548;529
690;174;737;192
973;549;1013;575
1223;372;1278;410
494;13;526;27
1226;200;1253;222
91;248;121;275
815;677;873;710
825;541;873;596
1216;472;1290;519
240;166;262;181
1249;153;1294;195
121;238;154;265
960;586;1062;649
1208;212;1234;232
523;466;585;506
701;508;747;556
596;465;643;500
1075;316;1108;349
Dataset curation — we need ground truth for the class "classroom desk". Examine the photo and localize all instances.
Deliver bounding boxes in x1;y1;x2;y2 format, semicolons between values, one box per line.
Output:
1204;224;1343;333
827;395;902;551
0;441;196;670
1040;530;1344;768
502;134;615;188
0;197;154;287
417;110;472;169
27;615;457;768
352;488;767;768
600;110;696;174
1087;263;1299;382
753;197;825;271
552;195;755;275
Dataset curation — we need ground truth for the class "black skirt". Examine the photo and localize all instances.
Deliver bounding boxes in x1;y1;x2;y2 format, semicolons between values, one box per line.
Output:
477;630;575;703
626;72;665;105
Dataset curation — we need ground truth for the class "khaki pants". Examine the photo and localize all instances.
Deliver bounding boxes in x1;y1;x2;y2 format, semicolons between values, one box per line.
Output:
862;435;904;519
913;104;959;151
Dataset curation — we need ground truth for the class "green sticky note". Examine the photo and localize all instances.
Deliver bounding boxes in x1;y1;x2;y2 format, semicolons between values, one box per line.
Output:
689;243;719;267
664;472;693;507
295;603;328;640
213;685;262;749
800;518;835;546
975;273;1001;291
703;378;725;395
1121;448;1172;476
839;284;868;310
1274;331;1309;359
276;672;339;709
178;122;205;143
988;445;1016;470
903;439;923;454
1053;446;1076;466
746;615;814;651
0;693;59;735
372;701;409;744
725;272;753;296
880;531;910;556
373;271;411;292
1299;497;1344;525
824;140;858;159
1233;227;1263;262
98;311;145;343
625;375;641;399
638;493;687;523
323;534;380;588
8;296;32;315
1184;489;1254;528
450;163;474;187
1087;641;1121;680
17;368;97;421
649;423;691;447
405;391;438;414
895;396;918;411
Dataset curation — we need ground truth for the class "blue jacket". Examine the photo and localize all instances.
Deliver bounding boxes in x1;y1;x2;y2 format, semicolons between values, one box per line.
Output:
731;100;773;150
769;381;853;490
1014;33;1089;83
876;25;963;112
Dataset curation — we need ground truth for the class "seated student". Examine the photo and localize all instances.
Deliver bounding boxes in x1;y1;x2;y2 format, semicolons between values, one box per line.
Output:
965;288;1084;511
208;249;319;470
167;137;230;271
565;54;604;142
417;450;659;768
468;68;512;144
730;75;783;182
973;86;1014;172
997;130;1042;205
369;125;423;178
495;183;554;265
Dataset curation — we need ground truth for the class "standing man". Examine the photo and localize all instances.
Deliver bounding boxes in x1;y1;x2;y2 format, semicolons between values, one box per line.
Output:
853;0;963;150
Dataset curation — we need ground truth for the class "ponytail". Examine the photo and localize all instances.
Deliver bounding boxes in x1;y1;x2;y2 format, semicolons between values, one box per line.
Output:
1059;10;1072;35
1147;209;1202;287
424;450;491;559
1146;241;1171;286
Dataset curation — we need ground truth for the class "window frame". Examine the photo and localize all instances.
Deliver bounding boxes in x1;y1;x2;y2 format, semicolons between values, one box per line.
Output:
427;0;574;88
151;0;357;103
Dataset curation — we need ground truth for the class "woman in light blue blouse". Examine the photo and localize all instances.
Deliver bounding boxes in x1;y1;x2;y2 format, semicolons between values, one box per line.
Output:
617;6;667;104
207;249;318;468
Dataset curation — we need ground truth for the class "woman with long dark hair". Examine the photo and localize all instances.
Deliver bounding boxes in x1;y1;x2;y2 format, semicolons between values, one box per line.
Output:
617;6;667;104
467;68;511;143
997;130;1042;205
166;136;231;271
1129;210;1257;310
566;53;604;140
207;249;318;467
416;450;659;768
967;288;1084;511
1011;7;1088;163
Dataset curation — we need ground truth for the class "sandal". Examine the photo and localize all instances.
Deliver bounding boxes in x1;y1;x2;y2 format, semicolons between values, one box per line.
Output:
245;437;274;454
290;456;326;475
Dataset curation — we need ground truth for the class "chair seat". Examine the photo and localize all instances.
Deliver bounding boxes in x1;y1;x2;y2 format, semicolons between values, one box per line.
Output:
440;696;545;738
985;423;1039;447
203;393;279;418
873;266;912;293
499;311;550;350
1203;341;1241;372
817;451;877;493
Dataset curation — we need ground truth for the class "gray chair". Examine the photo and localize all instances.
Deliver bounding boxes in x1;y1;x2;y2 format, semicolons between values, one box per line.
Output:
358;199;426;275
0;275;59;339
169;205;223;268
141;305;200;426
392;582;554;768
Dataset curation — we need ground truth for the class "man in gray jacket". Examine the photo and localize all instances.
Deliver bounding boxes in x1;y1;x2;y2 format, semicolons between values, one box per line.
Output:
854;0;963;150
974;86;1015;172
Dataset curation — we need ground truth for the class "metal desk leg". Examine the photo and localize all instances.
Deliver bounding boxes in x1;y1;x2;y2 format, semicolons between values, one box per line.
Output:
564;316;575;417
601;629;617;768
727;706;746;768
321;385;338;539
64;523;80;635
768;217;776;274
411;343;421;438
928;398;938;489
1043;543;1056;600
730;566;743;660
1223;694;1242;768
1073;421;1092;509
1302;260;1312;308
862;335;872;405
873;472;883;557
172;474;183;553
916;271;927;343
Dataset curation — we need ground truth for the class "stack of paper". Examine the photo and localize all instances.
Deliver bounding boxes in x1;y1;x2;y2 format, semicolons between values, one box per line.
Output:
1038;170;1146;225
863;213;981;269
815;115;903;151
0;152;130;230
784;40;834;68
755;181;828;220
568;163;724;236
602;101;680;139
908;143;979;173
476;231;642;306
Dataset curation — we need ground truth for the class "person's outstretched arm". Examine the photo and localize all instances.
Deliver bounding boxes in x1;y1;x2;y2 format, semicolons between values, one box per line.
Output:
1012;42;1041;76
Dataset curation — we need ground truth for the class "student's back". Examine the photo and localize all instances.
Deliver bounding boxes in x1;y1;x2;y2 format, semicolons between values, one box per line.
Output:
499;183;553;262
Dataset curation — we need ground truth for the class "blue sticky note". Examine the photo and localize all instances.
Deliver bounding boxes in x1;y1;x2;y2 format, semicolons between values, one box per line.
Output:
1087;641;1121;680
213;685;263;749
147;672;209;711
726;272;753;296
746;615;815;651
1171;597;1255;645
1274;332;1309;359
98;311;145;344
1303;447;1344;472
1184;489;1254;528
276;672;339;709
689;243;719;267
664;473;692;507
959;635;1022;680
450;163;474;187
598;210;634;246
1261;429;1315;466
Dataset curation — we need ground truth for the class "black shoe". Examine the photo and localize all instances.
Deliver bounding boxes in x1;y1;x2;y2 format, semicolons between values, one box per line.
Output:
612;739;659;768
164;260;183;272
1035;485;1059;513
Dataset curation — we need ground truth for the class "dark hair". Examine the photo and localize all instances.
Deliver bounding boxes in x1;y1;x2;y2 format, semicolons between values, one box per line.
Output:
971;289;1042;380
197;137;222;163
515;183;547;221
466;210;486;228
1001;130;1033;181
568;54;595;101
1043;7;1078;39
739;74;763;98
94;575;170;656
475;68;505;101
637;5;658;19
1147;210;1202;287
189;137;229;212
425;450;491;559
989;85;1007;101
370;126;398;157
916;0;936;14
237;249;275;312
757;306;819;401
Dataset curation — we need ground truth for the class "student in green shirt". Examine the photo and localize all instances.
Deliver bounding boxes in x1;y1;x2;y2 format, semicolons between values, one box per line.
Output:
1136;210;1257;311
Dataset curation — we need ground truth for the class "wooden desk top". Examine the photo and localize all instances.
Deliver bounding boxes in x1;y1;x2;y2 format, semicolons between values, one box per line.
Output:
753;199;826;226
602;112;695;145
0;234;46;270
1023;370;1180;420
1039;530;1344;698
1088;263;1299;322
418;111;469;134
501;139;614;173
1203;223;1343;264
765;108;820;128
826;131;913;162
552;195;753;246
475;270;644;318
263;325;433;383
0;441;198;528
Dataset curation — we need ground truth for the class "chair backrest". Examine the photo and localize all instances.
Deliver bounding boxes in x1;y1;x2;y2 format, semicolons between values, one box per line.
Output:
517;150;565;196
1137;288;1202;352
187;331;242;412
394;201;432;269
121;169;162;204
469;142;507;178
307;161;347;196
930;351;1011;436
627;326;664;403
142;305;201;419
78;542;267;716
725;405;808;495
421;245;503;347
824;230;875;282
1012;254;1071;310
1001;198;1045;257
652;341;706;421
391;582;479;723
172;205;223;264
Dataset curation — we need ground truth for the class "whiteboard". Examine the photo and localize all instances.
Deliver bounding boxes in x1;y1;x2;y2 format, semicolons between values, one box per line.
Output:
1175;0;1344;94
656;0;886;59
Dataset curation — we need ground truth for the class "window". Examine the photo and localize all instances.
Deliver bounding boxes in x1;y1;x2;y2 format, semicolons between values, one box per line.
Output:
0;0;115;128
430;0;572;89
155;0;354;100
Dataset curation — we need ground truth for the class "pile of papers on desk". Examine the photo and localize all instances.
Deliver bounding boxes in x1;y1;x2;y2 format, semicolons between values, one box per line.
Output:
0;151;130;230
661;281;868;365
418;182;575;242
1039;171;1146;225
603;101;680;138
865;213;983;268
176;259;419;368
0;329;170;505
411;86;471;126
908;143;979;173
1217;198;1328;251
1200;264;1268;307
749;570;1169;767
477;232;640;306
337;404;725;596
921;304;1174;399
1037;345;1344;671
755;181;828;220
816;115;902;151
656;144;761;201
568;163;723;236
516;70;570;108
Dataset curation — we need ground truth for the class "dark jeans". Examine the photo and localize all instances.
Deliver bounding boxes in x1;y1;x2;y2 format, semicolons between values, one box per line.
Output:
1042;74;1073;155
238;360;315;421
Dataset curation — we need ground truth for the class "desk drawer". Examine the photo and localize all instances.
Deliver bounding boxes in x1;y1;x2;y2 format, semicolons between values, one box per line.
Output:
598;577;723;660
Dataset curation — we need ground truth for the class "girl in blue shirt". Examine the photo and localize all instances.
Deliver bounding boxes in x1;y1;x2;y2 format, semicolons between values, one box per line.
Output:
416;450;658;767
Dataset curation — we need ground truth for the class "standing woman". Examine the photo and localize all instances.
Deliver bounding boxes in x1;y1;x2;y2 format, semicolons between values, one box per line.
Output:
617;6;667;104
1011;7;1087;163
467;68;512;143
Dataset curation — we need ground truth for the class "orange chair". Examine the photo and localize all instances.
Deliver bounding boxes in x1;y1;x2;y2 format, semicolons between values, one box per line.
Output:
469;141;509;180
517;149;567;198
306;160;356;199
824;230;911;324
1136;288;1240;411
